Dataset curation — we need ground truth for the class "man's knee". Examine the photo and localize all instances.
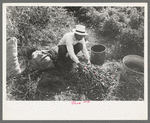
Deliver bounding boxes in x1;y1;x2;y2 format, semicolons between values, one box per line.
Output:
76;43;83;50
58;45;67;60
58;45;67;54
74;43;83;54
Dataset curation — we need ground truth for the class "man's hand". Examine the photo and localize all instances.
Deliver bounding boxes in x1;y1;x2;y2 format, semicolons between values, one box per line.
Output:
87;60;91;65
77;62;85;71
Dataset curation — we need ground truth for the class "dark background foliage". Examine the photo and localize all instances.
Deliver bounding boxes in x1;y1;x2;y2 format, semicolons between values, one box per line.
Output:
7;6;144;59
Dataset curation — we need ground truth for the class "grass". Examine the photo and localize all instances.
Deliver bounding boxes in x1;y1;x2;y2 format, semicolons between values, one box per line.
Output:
6;54;144;101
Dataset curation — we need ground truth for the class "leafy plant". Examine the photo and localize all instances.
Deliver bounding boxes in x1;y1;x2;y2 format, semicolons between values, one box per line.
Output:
129;13;141;29
75;7;96;26
118;28;144;57
101;18;121;38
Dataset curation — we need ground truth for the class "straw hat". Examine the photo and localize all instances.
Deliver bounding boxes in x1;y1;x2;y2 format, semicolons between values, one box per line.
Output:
72;25;88;35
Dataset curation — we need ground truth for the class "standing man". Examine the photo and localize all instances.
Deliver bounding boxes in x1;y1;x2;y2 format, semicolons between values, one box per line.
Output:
57;25;91;70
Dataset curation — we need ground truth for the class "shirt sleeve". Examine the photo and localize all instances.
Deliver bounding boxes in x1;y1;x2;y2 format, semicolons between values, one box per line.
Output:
66;38;80;63
82;39;90;60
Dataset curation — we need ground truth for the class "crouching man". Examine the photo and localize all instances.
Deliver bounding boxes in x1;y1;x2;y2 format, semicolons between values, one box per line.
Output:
57;25;91;70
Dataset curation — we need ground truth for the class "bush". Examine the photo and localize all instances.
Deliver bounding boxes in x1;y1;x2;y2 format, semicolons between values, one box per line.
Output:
117;13;126;23
7;6;75;44
94;7;104;12
64;7;81;15
75;6;110;34
73;6;144;59
7;6;49;45
125;7;144;30
29;6;51;29
90;11;109;29
126;7;132;15
129;13;141;29
118;28;144;57
6;6;76;65
101;18;121;38
95;7;127;38
75;7;97;26
107;8;117;16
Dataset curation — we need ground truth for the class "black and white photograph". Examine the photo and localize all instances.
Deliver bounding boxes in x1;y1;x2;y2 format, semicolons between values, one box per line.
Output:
3;3;148;120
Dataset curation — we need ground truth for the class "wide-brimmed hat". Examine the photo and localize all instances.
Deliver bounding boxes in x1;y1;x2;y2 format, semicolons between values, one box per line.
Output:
72;25;88;35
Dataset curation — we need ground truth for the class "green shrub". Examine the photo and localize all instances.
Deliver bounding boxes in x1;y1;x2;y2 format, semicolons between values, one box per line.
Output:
74;6;144;59
90;11;109;29
29;6;51;29
140;7;144;16
117;13;126;23
64;7;81;15
119;28;144;57
107;8;117;16
105;7;126;23
129;13;141;29
96;7;127;38
117;7;127;13
76;7;96;26
7;6;76;62
125;7;144;30
75;6;111;34
126;7;132;15
94;7;104;12
7;6;75;44
101;18;121;38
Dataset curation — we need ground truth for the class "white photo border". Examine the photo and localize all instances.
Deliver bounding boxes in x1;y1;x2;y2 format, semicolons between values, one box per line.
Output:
3;3;148;120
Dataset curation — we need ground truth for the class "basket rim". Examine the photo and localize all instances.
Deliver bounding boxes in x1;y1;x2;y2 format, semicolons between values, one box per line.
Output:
122;55;144;75
91;44;106;54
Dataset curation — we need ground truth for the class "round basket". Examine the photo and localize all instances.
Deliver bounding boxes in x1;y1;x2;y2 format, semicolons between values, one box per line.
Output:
90;44;106;65
121;55;144;85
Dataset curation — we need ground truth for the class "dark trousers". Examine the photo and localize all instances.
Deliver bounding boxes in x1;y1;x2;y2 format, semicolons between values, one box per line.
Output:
57;43;83;62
